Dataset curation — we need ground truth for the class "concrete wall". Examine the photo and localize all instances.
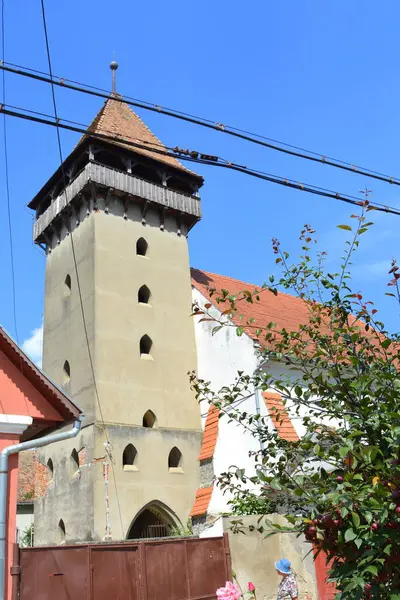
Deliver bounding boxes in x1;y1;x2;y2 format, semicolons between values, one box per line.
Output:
93;204;200;430
93;424;201;539
222;515;317;600
42;213;96;423
39;193;201;543
34;426;95;545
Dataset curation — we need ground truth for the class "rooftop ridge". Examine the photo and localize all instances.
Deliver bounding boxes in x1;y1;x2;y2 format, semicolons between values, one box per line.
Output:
81;97;201;179
191;267;301;303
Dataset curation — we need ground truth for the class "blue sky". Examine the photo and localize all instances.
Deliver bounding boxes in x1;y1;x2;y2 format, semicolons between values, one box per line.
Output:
1;0;400;362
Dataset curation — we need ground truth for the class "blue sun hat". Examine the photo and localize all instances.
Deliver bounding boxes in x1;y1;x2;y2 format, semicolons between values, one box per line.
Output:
275;558;291;575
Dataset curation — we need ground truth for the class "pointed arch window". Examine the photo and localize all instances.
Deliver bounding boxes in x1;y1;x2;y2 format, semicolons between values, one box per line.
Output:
138;285;151;305
47;458;54;480
63;361;71;388
123;444;138;471
136;238;148;257
58;519;66;543
140;335;153;358
70;449;79;478
64;274;71;298
168;447;183;472
142;410;156;428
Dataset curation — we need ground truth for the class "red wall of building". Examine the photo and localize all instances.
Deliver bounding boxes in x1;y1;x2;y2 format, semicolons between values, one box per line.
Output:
314;548;337;600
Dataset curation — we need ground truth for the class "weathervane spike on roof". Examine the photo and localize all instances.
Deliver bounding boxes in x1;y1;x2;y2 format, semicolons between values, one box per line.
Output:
110;58;118;95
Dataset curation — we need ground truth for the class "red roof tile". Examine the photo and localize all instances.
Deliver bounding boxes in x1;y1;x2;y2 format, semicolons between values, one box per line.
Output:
191;269;381;356
263;392;299;442
199;405;220;461
191;269;311;348
190;486;213;517
80;97;202;180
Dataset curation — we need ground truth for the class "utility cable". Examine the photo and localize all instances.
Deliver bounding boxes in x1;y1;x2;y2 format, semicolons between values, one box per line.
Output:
39;0;124;536
1;60;400;189
1;2;19;343
1;102;400;217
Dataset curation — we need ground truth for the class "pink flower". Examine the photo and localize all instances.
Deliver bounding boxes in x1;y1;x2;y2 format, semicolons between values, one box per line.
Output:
248;582;256;593
216;581;242;600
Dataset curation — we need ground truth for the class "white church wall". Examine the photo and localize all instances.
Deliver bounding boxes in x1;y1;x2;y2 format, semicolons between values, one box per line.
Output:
192;288;267;515
192;287;338;519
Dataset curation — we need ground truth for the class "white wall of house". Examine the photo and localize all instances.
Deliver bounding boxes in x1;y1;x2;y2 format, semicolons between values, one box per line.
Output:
193;288;269;515
192;288;321;518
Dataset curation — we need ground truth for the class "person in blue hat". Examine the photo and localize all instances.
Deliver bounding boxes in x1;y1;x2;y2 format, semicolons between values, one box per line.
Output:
275;558;298;599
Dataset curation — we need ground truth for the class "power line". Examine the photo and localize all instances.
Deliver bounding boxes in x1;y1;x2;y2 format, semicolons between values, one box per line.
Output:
1;1;19;342
2;102;400;217
39;0;124;536
1;60;400;188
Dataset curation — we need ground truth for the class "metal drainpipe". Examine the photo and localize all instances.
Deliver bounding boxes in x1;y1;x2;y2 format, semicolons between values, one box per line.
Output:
0;414;84;600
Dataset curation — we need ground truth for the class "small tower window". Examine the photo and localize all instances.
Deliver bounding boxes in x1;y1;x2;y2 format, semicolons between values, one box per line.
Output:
70;449;79;478
64;274;71;298
47;458;54;479
142;410;156;428
122;444;138;471
140;335;153;358
136;238;148;256
63;361;71;386
138;285;151;304
168;447;183;470
58;519;66;543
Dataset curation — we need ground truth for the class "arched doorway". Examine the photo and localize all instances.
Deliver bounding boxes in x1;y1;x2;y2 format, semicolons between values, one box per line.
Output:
126;502;178;539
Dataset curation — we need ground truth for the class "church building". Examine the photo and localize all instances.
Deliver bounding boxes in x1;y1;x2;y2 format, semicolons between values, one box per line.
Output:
28;67;204;544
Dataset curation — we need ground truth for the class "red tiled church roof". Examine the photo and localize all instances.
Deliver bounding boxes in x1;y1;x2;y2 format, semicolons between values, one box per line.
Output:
190;486;213;518
80;97;202;180
198;405;220;461
191;269;310;347
263;392;299;442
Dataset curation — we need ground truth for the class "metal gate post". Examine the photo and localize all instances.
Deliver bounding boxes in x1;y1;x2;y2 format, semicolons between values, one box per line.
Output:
223;533;232;582
9;544;20;600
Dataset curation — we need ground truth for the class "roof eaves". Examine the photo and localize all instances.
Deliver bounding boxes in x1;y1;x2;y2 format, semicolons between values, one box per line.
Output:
0;326;82;420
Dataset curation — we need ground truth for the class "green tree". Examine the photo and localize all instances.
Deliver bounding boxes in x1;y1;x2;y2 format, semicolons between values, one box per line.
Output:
190;202;400;599
19;523;34;548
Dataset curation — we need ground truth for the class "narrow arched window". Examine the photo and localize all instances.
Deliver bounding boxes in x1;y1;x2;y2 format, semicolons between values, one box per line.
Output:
142;410;156;428
63;361;71;386
70;449;79;478
58;519;66;543
47;458;54;479
168;447;182;470
122;444;138;471
136;238;148;256
140;335;152;357
138;285;151;304
64;274;71;298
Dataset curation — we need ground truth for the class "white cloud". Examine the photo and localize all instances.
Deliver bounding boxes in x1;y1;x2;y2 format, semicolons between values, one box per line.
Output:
353;259;391;281
22;325;43;368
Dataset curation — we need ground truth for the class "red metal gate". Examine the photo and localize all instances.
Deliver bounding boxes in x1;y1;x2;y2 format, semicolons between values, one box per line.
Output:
14;535;231;600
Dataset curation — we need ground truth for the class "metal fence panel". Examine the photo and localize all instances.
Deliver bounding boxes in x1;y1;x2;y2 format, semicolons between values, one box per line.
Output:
20;547;88;600
144;540;189;600
186;537;228;599
17;535;231;600
91;545;141;600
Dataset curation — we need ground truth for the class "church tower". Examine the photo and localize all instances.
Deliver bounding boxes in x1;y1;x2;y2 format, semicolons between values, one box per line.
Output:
29;66;204;543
